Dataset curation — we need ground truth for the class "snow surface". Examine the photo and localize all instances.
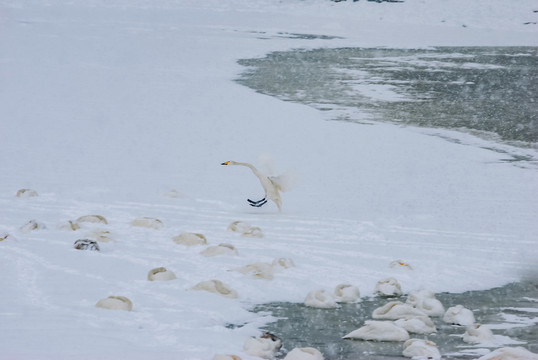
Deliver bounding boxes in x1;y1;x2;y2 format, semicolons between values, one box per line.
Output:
1;0;537;359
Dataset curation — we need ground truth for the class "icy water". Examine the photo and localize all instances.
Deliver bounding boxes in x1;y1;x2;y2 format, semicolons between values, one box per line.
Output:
236;47;538;358
237;47;538;144
249;282;538;359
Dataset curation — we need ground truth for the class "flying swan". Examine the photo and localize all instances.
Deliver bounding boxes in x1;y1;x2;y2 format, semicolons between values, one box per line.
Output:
221;160;289;211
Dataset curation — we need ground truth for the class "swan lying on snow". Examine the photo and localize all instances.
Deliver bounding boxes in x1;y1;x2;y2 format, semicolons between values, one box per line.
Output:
343;320;410;342
130;217;163;229
334;284;361;303
402;339;441;359
374;277;403;297
58;220;80;231
372;301;428;320
200;243;238;257
304;289;339;309
234;262;274;280
462;324;494;344
477;346;538;360
147;267;177;281
191;280;238;299
227;221;264;238
406;289;445;317
20;219;46;233
283;347;324;360
272;257;295;270
243;332;282;359
16;188;38;198
443;305;475;326
84;229;113;242
95;296;133;311
173;232;207;246
394;316;437;334
77;214;108;225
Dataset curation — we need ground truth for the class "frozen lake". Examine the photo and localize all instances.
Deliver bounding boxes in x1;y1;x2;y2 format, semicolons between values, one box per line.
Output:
249;282;538;359
237;47;538;145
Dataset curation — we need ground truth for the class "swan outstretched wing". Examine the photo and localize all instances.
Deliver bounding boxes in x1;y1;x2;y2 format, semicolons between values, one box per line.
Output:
269;169;299;193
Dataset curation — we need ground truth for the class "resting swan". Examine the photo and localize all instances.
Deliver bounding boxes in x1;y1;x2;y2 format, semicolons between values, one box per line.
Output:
221;160;283;211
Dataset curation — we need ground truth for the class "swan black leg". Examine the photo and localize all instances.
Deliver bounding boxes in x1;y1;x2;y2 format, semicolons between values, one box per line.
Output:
248;198;267;207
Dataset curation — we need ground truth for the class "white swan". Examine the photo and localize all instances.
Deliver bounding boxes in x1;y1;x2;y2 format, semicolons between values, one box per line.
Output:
343;320;410;342
402;339;441;359
191;280;238;298
394;316;437;335
147;267;177;281
374;277;403;297
95;296;133;311
372;301;428;320
221;160;283;211
443;304;475;326
477;347;538;360
243;332;282;359
462;324;494;344
304;289;339;309
334;284;361;303
200;243;238;257
406;290;445;317
173;232;207;246
234;262;274;280
283;347;324;360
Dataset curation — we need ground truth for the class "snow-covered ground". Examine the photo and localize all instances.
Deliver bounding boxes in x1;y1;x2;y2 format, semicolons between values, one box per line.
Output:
1;0;537;359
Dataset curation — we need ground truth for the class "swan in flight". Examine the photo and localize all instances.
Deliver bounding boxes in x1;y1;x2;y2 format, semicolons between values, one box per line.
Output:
221;160;283;211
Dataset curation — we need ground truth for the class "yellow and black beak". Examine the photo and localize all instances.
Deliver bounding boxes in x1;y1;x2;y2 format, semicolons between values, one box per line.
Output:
221;161;230;165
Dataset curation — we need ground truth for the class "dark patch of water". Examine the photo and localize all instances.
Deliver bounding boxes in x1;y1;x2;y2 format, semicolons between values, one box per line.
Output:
237;47;538;144
248;282;538;359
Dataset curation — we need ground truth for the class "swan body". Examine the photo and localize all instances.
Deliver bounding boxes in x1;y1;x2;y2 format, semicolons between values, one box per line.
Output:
443;305;475;326
477;347;538;360
283;347;324;360
16;188;38;198
243;332;282;359
76;214;108;224
20;219;46;233
374;277;403;297
191;280;238;298
200;243;238;257
272;257;295;270
147;267;177;281
234;262;274;280
173;232;207;246
463;324;494;344
334;284;361;303
221;160;283;211
228;221;264;237
304;289;339;309
95;296;133;311
343;320;410;342
131;217;163;229
394;316;437;334
402;339;441;359
406;290;445;317
372;301;428;320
